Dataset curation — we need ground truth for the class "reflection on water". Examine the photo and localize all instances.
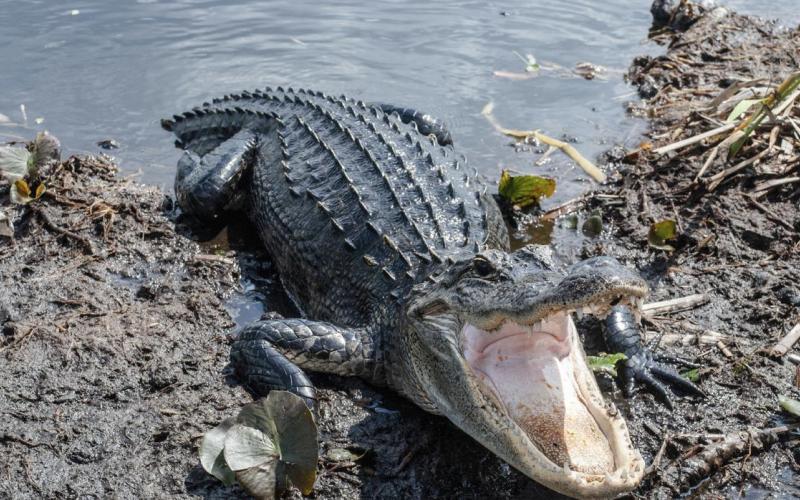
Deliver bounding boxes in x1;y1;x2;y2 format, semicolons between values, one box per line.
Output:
1;0;794;204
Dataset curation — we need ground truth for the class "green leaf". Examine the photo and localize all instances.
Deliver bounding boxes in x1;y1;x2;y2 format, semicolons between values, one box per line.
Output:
498;170;556;209
587;352;627;377
200;392;319;495
199;417;237;485
681;368;700;382
779;395;800;418
262;391;318;495
236;391;319;495
648;219;677;251
726;99;760;122
223;424;278;471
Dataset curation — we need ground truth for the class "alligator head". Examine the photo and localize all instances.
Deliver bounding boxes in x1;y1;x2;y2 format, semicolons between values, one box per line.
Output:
401;246;647;498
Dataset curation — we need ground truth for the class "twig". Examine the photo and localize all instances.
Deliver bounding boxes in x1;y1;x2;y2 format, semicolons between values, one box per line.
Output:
664;425;798;492
706;148;770;191
535;145;558;166
770;323;800;358
191;254;235;266
645;432;671;476
481;102;606;182
695;145;719;181
642;294;708;315
541;195;588;220
0;326;36;353
752;176;800;195
33;206;94;254
717;341;734;358
651;122;736;156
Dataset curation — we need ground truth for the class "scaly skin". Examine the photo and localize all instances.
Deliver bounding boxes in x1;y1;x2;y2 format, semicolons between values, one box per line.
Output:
163;86;700;498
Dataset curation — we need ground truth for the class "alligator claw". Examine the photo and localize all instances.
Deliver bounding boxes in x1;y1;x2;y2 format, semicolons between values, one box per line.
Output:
621;349;704;409
604;304;704;408
653;352;701;369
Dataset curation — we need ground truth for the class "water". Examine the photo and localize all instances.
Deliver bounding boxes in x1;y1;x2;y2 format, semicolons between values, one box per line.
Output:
0;0;793;197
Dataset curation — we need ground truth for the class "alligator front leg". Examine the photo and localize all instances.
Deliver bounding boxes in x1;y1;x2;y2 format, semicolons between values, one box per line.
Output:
174;128;260;222
230;319;378;409
603;305;704;408
374;103;453;146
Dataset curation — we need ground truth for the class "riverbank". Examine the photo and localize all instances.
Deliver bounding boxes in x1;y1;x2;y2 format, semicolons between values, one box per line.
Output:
1;3;799;499
599;3;800;496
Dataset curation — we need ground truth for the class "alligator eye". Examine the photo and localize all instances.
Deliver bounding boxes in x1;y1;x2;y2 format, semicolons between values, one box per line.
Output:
473;257;494;277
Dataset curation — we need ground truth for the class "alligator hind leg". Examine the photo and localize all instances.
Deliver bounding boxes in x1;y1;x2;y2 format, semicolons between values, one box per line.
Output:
603;305;704;409
374;103;453;145
174;128;261;222
231;319;377;409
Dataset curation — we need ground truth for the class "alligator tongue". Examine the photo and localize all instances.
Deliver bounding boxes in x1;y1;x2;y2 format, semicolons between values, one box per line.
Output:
465;315;614;474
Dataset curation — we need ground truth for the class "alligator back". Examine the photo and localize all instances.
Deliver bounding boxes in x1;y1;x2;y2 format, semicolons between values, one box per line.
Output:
165;87;508;328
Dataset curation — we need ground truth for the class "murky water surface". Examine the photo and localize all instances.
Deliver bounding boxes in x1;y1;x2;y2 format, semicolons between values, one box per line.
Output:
1;0;795;197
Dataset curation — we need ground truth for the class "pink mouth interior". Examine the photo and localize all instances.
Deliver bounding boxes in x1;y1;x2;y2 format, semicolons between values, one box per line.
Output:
462;313;615;474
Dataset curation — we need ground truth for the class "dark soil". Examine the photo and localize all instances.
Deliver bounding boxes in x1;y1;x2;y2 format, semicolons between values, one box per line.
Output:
596;5;800;498
2;4;800;500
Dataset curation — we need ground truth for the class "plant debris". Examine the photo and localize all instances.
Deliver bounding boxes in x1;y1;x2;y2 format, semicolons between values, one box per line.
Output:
497;169;555;209
648;219;677;251
598;2;800;496
587;352;627;377
201;391;318;499
778;395;800;417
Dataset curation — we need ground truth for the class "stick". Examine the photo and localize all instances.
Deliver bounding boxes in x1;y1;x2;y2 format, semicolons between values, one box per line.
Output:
706;148;769;191
770;323;800;358
664;425;797;492
753;176;800;195
34;207;94;254
541;195;588;220
481;102;606;182
642;294;708;315
191;254;235;265
695;145;719;181
745;194;796;231
651;122;736;156
716;341;734;358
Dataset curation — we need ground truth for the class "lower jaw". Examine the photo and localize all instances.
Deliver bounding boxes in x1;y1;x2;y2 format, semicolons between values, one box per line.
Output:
465;314;623;475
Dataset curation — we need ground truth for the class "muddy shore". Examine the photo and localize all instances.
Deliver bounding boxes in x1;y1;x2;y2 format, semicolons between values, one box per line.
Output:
1;4;799;500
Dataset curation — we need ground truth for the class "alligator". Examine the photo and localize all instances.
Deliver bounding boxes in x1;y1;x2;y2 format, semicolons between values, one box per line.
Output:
162;87;701;498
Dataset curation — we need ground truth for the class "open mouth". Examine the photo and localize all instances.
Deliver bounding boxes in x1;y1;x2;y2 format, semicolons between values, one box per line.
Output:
460;299;644;484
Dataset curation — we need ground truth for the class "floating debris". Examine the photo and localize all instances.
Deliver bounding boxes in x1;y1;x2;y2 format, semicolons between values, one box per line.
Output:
97;139;120;150
482;102;606;182
497;169;555;209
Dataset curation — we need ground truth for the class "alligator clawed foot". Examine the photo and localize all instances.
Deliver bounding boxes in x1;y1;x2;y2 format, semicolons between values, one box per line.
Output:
604;304;705;409
621;349;705;410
